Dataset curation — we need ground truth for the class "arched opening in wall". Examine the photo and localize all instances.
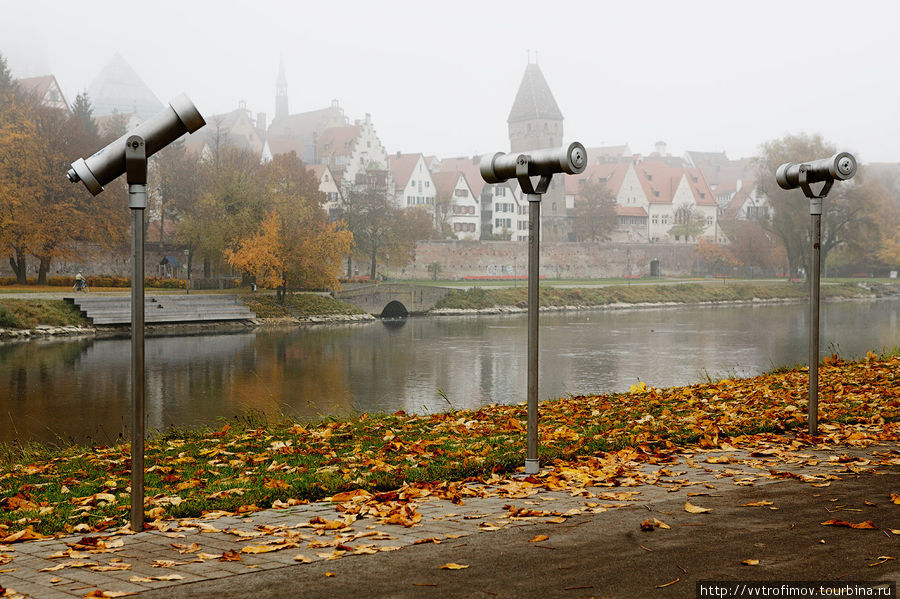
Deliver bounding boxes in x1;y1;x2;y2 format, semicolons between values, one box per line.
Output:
380;300;408;319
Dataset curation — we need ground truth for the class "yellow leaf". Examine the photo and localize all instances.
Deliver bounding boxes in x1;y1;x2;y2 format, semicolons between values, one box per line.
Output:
241;543;296;554
529;535;549;543
440;563;470;570
325;572;336;577
293;554;312;563
684;502;712;514
867;556;895;567
740;500;774;507
890;493;900;505
741;559;760;566
653;519;670;529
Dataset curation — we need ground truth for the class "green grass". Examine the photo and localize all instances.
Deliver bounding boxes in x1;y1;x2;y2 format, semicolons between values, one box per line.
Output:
1;352;897;536
242;293;365;319
0;299;87;329
433;282;873;310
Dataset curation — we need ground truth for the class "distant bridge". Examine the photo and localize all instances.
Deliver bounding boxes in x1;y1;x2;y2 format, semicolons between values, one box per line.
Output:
335;284;456;317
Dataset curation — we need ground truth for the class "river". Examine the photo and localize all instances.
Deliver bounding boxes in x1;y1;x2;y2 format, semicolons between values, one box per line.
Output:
1;298;897;444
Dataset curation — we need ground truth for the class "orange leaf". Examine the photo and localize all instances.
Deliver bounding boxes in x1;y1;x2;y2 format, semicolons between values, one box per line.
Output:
684;502;712;514
820;519;878;529
529;535;549;542
440;563;470;570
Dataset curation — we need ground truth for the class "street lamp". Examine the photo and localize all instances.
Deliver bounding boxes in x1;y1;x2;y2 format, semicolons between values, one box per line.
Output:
183;248;190;295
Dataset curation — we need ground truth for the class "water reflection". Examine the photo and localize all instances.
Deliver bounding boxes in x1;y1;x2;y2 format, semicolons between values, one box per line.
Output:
1;299;897;444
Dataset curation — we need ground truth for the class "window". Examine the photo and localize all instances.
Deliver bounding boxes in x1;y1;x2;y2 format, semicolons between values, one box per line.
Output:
455;189;468;197
662;215;669;224
652;214;659;224
496;186;506;197
407;196;414;206
706;216;713;226
425;181;430;188
324;174;330;182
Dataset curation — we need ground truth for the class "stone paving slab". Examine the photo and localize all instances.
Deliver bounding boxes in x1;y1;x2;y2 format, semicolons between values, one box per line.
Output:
1;444;895;598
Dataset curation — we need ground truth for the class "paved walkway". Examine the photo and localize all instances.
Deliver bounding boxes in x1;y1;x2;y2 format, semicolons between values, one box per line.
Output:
1;445;897;598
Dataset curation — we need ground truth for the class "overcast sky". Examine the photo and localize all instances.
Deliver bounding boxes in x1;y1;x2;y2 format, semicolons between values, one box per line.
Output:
2;0;899;163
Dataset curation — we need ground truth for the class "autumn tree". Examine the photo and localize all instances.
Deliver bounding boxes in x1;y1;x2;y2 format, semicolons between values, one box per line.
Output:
719;220;783;273
342;182;433;280
668;204;707;242
178;147;267;278
757;133;888;277
0;69;40;282
226;152;352;295
151;139;202;243
572;179;617;242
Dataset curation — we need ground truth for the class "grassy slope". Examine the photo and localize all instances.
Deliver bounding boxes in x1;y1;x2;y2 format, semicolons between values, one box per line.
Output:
434;282;872;310
0;352;896;537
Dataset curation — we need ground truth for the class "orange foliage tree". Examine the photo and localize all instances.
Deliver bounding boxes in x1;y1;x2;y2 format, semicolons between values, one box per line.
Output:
226;152;351;292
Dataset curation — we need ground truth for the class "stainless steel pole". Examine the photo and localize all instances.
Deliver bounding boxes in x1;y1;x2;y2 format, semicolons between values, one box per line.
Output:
126;137;147;532
525;193;540;475
808;200;822;435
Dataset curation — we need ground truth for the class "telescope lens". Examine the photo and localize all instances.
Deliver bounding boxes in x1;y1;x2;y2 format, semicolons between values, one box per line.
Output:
837;157;854;176
571;147;586;169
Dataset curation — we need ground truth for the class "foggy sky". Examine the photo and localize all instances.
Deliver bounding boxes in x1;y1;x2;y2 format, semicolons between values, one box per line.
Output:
3;0;899;163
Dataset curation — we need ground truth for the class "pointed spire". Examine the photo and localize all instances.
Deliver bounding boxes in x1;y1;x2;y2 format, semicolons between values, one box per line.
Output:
507;62;563;124
275;55;288;120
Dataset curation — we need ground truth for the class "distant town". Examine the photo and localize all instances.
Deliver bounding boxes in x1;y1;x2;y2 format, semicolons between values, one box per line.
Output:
7;53;900;283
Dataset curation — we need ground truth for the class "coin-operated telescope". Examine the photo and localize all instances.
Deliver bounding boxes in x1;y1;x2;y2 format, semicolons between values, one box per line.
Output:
774;151;857;437
68;94;205;195
480;142;586;475
775;152;857;199
66;94;205;534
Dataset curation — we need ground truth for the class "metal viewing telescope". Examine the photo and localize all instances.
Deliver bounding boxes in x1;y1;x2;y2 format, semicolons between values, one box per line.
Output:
775;151;857;435
67;94;205;532
481;142;586;474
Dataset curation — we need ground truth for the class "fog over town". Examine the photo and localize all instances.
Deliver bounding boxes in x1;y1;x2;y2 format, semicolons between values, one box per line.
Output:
3;0;899;162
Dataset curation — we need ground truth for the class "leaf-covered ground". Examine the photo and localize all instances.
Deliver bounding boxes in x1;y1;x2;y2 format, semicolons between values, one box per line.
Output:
1;352;897;540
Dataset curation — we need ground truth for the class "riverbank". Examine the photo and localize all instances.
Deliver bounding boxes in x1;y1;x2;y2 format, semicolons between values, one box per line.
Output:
431;281;890;314
1;351;897;539
0;281;892;340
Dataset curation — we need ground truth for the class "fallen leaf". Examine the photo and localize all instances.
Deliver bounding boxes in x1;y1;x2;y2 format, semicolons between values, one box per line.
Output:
529;535;549;543
440;563;470;570
684;502;712;514
82;592;136;598
241;543;297;554
890;494;900;505
867;556;895;567
820;519;878;529
656;578;680;588
129;575;184;582
740;500;774;507
219;550;242;562
325;572;336;577
170;543;200;554
293;554;312;563
741;559;760;566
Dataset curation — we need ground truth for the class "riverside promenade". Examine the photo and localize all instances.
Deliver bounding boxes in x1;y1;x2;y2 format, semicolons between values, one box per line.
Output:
2;445;897;598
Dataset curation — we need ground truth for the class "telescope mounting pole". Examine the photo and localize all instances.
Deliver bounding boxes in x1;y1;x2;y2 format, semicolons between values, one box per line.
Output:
126;136;147;532
516;156;552;475
799;165;831;437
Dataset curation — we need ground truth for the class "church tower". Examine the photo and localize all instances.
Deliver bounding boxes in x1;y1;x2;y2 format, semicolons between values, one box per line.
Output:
507;60;569;240
275;56;288;121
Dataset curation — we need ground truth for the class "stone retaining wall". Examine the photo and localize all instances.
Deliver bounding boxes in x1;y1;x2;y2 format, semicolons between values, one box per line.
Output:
399;241;698;280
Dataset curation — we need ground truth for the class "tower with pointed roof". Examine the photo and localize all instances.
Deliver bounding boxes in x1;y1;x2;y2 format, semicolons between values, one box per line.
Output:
507;61;569;240
86;53;163;121
275;57;288;121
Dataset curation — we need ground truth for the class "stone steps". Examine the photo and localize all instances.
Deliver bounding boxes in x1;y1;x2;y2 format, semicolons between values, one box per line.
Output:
65;294;256;325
